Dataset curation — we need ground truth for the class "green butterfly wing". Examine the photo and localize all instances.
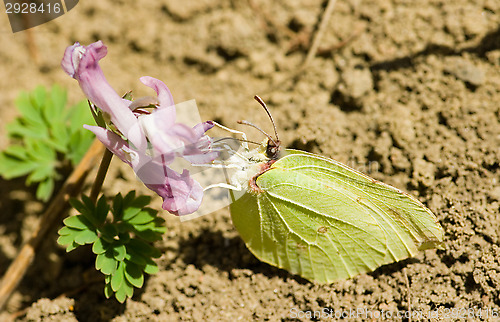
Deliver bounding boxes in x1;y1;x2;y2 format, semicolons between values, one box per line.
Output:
229;149;444;283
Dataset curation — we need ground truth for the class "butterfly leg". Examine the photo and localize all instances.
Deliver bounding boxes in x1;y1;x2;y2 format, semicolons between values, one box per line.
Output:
211;121;250;152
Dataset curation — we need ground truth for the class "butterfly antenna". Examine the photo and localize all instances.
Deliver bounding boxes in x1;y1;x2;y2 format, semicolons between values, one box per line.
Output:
254;95;279;142
213;137;260;146
237;120;277;146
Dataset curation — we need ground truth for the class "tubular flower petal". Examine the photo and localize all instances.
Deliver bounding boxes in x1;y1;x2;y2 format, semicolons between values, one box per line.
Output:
63;41;218;215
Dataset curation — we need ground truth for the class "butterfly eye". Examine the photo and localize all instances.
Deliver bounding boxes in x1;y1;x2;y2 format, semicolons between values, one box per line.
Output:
266;141;281;159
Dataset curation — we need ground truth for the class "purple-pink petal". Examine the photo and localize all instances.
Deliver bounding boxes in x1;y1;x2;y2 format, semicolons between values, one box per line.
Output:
83;125;132;166
193;121;215;138
143;167;203;216
62;41;146;151
61;42;82;77
140;76;175;109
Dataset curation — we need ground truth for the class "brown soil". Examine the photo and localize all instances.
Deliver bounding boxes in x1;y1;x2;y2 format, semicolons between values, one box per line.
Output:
0;0;499;321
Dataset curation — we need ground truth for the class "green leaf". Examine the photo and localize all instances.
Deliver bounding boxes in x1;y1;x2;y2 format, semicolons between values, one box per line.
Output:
65;98;94;165
0;154;37;179
114;284;128;303
23;140;42;159
2;145;29;159
134;229;160;243
104;282;113;299
124;248;148;266
111;262;125;292
15;92;44;127
76;195;109;228
133;219;166;243
96;252;118;275
122;191;136;206
65;241;79;252
60;191;165;302
112;193;124;221
124;280;134;298
115;222;134;235
91;108;107;129
69;198;87;215
116;231;131;244
124;262;144;288
35;178;54;202
49;124;69;153
121;194;153;222
94;195;110;225
64;215;94;230
121;207;142;222
81;195;96;212
31;86;47;110
129;195;150;209
144;262;159;275
0;83;91;201
92;238;108;254
67;100;92;129
47;85;67;117
26;163;54;183
58;226;81;236
5;119;47;140
127;238;158;257
100;224;119;242
67;130;94;165
122;91;133;101
106;262;138;303
57;222;88;252
74;229;98;245
113;244;127;261
126;211;155;225
57;233;76;247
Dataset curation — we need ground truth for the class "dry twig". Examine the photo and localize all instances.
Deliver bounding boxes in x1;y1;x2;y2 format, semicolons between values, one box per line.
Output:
302;0;338;70
0;139;105;310
259;0;339;93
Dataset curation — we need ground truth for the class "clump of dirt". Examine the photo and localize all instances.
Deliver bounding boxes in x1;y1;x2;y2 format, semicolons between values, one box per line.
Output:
0;0;499;320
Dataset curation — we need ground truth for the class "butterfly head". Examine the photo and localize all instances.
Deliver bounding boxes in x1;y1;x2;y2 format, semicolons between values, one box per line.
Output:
265;138;281;160
239;95;282;161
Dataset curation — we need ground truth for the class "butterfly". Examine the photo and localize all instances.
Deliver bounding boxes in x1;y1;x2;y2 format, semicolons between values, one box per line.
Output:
226;96;444;283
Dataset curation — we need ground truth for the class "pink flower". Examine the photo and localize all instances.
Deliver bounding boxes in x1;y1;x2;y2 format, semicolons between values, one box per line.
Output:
62;41;217;215
62;41;145;150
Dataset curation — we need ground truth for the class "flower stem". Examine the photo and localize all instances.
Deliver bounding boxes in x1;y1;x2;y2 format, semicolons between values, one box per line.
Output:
90;148;113;202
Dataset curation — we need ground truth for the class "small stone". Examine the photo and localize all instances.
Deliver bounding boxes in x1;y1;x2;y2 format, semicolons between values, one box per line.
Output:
487;186;500;201
444;58;485;87
412;158;436;188
332;64;373;111
342;66;373;99
26;297;76;321
390;104;416;147
486;50;500;66
390;147;411;170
